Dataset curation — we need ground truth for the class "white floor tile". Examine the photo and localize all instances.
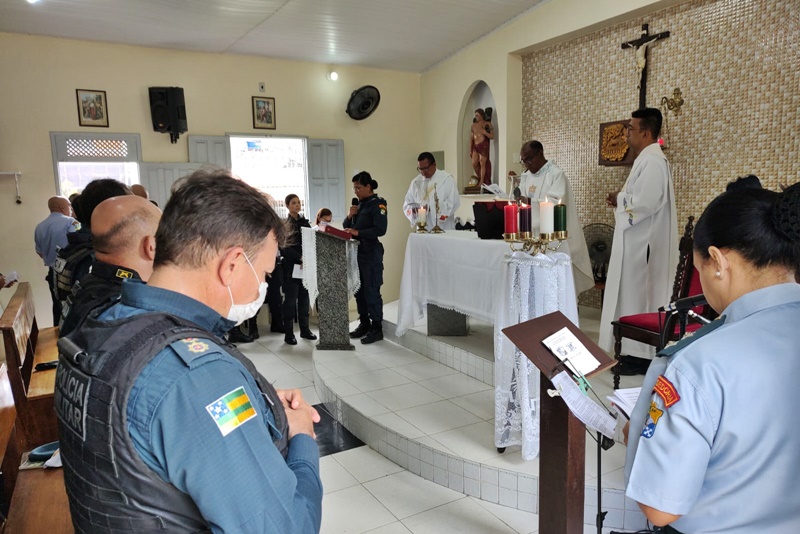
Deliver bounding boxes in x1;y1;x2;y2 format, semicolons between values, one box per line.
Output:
325;377;362;397
270;370;313;389
418;373;491;399
393;360;458;381
248;354;297;379
320;485;397;534
320;455;360;494
301;385;321;406
483;451;540;477
324;355;388;377
342;393;392;417
345;368;412;392
275;351;315;372
428;422;500;463
472;497;539;534
395;400;481;435
401;497;516;534
369;349;430;368
364;471;464;520
372;413;426;439
332;446;404;483
314;349;359;364
449;390;495;420
415;435;455;455
366;383;444;412
364;522;413;534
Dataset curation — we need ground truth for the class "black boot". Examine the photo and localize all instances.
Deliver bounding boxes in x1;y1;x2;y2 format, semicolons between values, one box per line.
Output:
246;316;260;340
300;329;317;340
284;332;297;345
228;327;255;344
270;322;285;333
361;323;383;344
349;321;371;338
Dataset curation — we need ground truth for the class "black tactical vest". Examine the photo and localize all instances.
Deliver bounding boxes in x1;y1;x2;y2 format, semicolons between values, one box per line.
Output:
55;312;290;533
53;240;95;302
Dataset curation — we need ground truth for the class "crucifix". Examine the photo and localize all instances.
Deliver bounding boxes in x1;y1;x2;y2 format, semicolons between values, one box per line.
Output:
621;23;670;109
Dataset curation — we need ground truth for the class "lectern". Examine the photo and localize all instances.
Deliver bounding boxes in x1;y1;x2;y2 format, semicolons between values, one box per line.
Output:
314;231;355;350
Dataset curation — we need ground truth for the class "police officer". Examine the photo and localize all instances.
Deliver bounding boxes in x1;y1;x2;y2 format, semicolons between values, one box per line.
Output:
55;170;322;533
344;171;388;344
624;184;800;533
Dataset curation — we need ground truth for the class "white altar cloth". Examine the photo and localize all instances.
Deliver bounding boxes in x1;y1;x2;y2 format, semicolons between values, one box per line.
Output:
395;232;509;336
493;251;579;460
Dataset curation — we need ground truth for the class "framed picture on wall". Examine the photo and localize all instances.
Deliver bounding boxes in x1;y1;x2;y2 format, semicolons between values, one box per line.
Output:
76;89;109;127
252;96;276;130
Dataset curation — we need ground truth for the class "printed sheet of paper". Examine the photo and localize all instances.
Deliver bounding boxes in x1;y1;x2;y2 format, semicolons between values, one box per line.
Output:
606;387;641;420
551;371;616;439
541;326;600;376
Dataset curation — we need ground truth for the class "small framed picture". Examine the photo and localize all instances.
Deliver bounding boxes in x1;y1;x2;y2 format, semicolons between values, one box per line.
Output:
252;96;276;130
76;89;109;127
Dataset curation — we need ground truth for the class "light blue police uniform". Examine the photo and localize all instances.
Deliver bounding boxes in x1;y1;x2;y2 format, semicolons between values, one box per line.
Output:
34;211;80;267
626;283;800;533
99;280;323;533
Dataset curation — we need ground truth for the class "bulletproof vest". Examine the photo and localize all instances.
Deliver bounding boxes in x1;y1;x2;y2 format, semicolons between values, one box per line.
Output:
55;312;290;533
59;262;137;338
53;240;95;302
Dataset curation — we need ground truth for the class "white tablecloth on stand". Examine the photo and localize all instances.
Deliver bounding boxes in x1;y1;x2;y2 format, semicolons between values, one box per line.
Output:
395;232;511;336
493;251;579;460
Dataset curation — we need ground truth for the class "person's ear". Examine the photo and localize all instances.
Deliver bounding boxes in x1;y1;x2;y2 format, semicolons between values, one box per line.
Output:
143;235;156;262
707;246;730;278
218;247;244;287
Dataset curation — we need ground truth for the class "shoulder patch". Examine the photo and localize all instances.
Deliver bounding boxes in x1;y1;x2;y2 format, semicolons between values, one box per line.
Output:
654;375;680;408
115;268;134;279
205;386;257;436
641;400;663;439
169;337;225;367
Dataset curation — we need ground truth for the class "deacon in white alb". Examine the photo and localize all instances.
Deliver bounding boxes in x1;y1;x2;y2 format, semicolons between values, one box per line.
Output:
403;152;460;231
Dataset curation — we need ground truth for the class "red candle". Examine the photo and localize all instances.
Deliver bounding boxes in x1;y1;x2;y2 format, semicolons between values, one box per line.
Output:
519;204;532;233
504;203;518;234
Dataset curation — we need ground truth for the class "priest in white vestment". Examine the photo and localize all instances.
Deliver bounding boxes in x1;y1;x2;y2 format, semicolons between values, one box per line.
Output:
599;108;678;366
403;152;460;231
512;141;594;295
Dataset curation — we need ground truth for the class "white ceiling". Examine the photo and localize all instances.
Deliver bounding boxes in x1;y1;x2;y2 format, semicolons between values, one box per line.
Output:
0;0;545;72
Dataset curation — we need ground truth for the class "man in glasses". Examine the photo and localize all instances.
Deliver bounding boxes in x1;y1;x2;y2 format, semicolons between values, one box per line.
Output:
403;152;460;230
599;107;679;376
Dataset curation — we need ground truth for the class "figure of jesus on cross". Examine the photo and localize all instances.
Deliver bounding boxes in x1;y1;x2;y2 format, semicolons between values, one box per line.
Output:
622;24;670;109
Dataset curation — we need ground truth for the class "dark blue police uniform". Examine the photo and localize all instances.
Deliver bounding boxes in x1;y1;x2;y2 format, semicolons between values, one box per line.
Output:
343;194;388;332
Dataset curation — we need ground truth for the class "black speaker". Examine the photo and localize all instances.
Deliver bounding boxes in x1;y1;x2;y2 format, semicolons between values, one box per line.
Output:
148;87;187;143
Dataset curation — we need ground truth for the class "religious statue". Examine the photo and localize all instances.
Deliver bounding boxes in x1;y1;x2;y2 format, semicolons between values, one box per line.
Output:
470;108;494;186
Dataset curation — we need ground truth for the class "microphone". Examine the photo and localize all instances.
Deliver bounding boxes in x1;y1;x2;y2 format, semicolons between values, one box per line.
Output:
659;294;707;312
351;197;359;206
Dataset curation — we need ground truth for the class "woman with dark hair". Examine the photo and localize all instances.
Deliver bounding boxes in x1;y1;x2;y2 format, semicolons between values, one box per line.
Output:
343;172;388;344
280;193;316;345
625;184;800;533
313;208;332;228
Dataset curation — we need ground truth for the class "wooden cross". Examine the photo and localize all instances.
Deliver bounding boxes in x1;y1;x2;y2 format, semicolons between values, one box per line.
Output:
622;24;670;109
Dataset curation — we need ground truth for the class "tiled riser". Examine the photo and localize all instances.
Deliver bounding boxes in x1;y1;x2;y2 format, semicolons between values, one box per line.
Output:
314;356;649;531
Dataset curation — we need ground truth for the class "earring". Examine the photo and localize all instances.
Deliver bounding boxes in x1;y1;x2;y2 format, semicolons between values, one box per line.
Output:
715;271;721;278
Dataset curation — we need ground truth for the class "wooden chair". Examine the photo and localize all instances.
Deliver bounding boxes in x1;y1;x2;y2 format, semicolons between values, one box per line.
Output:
0;282;60;449
611;217;711;389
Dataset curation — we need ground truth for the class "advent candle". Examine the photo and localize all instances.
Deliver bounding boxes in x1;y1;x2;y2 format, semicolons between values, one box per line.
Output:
554;203;567;232
417;206;427;223
503;203;518;234
539;198;554;234
519;204;532;233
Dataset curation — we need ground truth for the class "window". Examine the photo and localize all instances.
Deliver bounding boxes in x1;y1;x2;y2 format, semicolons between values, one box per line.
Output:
229;136;308;218
50;132;141;196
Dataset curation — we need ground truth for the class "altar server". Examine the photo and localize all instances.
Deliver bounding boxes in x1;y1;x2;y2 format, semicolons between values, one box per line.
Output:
599;107;678;374
403;152;460;231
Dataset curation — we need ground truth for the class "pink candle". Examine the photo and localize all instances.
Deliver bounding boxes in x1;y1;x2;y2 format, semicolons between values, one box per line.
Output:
504;203;518;234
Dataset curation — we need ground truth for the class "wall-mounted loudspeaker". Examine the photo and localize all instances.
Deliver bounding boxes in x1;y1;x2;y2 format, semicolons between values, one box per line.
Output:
148;87;187;143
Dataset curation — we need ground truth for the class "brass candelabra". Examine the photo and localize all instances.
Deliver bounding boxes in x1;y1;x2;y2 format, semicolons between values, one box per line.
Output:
430;185;444;234
504;230;569;255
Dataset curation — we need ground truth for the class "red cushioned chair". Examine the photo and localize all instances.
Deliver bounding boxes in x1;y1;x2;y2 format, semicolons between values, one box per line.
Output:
611;216;713;389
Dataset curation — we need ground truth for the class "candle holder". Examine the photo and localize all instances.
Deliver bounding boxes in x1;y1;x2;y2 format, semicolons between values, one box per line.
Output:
504;231;569;255
430;184;445;233
416;219;429;233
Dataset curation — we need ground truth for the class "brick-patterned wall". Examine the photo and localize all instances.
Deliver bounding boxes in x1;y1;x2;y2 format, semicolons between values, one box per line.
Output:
522;0;800;307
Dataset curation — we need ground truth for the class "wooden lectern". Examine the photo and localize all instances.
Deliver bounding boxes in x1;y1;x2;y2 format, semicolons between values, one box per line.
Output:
502;311;616;533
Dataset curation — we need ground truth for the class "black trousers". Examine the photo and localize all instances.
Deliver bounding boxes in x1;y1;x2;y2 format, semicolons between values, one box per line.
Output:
267;268;283;325
282;276;310;334
46;268;62;327
354;245;384;325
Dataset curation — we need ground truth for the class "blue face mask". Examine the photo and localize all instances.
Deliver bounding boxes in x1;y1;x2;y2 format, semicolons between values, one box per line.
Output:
226;252;267;326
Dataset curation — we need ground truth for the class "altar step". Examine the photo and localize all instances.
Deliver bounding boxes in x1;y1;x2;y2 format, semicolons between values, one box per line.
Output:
313;302;649;532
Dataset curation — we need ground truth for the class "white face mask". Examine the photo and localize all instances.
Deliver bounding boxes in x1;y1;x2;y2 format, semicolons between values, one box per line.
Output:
226;252;268;326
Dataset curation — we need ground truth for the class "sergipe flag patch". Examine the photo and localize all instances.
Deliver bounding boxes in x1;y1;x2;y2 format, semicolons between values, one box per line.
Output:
206;387;257;436
654;375;680;408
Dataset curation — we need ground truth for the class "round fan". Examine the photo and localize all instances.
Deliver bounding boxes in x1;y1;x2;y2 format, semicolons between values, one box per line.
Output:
583;223;614;283
346;85;381;120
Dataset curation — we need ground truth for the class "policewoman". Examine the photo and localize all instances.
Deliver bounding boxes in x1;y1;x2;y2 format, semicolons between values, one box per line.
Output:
624;183;800;533
343;171;388;344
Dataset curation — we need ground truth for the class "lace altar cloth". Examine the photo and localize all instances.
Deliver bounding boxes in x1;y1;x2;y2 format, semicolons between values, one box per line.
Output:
493;251;579;460
301;227;361;307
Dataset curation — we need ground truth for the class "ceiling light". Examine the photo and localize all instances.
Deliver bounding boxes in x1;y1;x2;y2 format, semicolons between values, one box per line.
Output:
326;70;339;82
27;0;40;4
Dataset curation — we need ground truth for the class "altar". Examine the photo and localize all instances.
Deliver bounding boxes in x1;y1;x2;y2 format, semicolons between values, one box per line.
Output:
396;231;579;458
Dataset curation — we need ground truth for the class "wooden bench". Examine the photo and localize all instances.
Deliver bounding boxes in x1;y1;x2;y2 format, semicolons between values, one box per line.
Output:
0;282;60;450
0;364;73;533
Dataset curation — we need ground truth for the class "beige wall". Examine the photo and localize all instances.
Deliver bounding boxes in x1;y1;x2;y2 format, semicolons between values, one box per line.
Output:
0;33;420;323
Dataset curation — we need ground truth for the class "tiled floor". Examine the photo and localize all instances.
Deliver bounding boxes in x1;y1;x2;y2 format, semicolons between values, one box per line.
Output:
242;306;646;533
